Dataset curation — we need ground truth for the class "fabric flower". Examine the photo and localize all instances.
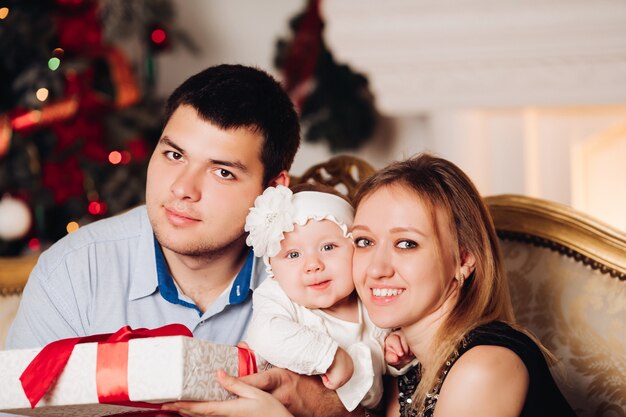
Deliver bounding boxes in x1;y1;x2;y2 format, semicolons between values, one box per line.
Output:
245;185;295;258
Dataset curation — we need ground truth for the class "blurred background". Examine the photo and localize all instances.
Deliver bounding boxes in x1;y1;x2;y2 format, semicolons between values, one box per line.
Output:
0;0;625;257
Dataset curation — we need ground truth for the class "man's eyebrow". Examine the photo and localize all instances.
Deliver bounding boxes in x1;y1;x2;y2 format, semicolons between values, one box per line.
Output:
158;136;249;173
209;159;249;173
158;136;184;154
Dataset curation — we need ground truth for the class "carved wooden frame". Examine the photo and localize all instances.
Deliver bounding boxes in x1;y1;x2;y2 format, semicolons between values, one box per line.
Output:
485;194;626;280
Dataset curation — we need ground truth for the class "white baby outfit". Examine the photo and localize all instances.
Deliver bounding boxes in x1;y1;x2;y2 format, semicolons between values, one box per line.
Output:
246;278;387;411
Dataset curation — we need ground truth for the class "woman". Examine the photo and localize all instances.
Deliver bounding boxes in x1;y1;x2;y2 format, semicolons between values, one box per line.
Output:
163;153;576;417
350;153;575;417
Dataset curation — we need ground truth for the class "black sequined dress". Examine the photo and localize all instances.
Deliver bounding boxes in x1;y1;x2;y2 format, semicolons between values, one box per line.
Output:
397;321;576;417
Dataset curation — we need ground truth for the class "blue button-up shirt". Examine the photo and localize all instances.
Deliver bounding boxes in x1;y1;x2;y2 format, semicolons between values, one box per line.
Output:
6;206;266;349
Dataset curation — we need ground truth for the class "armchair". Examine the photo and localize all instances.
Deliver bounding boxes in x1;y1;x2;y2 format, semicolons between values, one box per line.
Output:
486;195;625;417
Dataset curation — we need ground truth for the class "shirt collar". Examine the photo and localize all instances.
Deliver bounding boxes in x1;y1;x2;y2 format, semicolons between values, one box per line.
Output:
228;250;255;304
127;205;265;305
128;207;159;301
134;235;259;308
153;236;203;313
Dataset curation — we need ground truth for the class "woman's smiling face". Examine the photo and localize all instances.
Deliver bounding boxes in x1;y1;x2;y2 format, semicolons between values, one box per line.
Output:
351;184;458;330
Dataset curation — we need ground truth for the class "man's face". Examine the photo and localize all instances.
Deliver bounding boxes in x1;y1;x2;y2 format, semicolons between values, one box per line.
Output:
146;105;269;258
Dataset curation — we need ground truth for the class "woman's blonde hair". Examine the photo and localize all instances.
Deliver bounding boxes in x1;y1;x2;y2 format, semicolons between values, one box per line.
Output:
354;153;516;414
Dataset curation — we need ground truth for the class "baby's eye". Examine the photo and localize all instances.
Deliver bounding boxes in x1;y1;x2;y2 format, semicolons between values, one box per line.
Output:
396;240;417;249
353;237;372;248
321;243;336;252
287;251;300;259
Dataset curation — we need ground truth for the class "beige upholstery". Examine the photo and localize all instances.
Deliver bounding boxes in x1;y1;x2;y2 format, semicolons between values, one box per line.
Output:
0;294;21;350
0;157;624;417
0;255;37;349
487;195;626;417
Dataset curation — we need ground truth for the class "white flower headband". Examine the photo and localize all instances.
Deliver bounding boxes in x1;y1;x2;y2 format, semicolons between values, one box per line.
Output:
244;185;354;273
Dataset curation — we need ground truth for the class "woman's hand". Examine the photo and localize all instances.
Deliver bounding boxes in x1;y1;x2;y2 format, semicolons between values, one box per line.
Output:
161;369;293;417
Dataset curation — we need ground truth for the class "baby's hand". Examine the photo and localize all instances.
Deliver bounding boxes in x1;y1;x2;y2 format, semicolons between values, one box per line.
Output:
321;346;354;390
385;331;414;368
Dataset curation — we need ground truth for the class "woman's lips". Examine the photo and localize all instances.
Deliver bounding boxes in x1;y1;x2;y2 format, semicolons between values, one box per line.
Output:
369;287;405;305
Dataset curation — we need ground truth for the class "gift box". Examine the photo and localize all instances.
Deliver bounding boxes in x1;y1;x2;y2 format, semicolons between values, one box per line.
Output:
0;325;260;416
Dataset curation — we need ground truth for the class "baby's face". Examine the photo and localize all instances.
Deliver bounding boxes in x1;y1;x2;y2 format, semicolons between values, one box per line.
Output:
270;219;355;309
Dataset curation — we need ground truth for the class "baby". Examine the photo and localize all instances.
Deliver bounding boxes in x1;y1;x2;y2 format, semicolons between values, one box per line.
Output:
244;183;386;412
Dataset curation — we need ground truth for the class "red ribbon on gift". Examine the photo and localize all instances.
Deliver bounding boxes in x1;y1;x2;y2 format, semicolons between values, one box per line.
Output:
20;324;260;410
20;324;192;409
237;346;258;377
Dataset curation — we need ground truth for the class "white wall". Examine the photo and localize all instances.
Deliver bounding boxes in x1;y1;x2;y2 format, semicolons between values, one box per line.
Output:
157;0;328;176
156;0;306;96
156;1;434;176
157;1;626;230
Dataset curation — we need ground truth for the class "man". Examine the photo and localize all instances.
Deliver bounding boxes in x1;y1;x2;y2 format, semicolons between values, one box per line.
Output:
7;64;298;348
7;65;369;416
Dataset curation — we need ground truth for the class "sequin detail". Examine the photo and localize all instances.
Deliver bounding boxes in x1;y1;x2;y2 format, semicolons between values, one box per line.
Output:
397;338;470;417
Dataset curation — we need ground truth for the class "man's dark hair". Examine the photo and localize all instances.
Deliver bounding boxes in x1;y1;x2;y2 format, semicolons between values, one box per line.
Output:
164;64;301;185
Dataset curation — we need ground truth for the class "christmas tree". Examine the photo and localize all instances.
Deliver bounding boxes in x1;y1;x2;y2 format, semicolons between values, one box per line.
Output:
0;0;192;257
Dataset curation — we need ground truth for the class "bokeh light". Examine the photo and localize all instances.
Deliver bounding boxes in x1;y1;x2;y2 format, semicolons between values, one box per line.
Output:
151;28;166;44
12;111;42;130
87;201;107;215
28;238;41;252
48;57;61;71
0;8;9;20
108;151;122;164
66;221;80;233
36;88;49;102
120;151;132;164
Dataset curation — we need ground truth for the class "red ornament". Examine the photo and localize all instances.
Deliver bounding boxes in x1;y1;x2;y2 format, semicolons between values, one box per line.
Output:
282;0;323;111
51;116;107;162
42;157;85;204
55;1;102;52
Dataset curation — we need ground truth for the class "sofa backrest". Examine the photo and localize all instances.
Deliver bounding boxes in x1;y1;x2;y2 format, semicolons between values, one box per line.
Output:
486;194;625;417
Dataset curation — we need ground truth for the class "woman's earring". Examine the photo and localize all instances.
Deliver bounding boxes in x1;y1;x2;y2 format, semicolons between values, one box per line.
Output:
457;272;465;288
